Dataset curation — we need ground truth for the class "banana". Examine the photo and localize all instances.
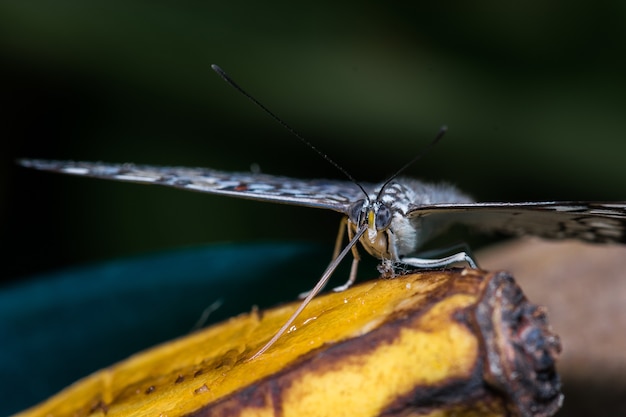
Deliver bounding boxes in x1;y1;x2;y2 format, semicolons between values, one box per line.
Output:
14;269;562;417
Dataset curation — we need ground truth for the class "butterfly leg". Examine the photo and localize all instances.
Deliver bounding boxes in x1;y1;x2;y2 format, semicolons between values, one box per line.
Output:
415;242;480;268
332;218;361;292
298;217;359;299
400;251;478;269
331;216;348;259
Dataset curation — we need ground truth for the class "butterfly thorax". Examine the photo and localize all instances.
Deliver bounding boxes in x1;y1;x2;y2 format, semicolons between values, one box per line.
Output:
348;179;474;261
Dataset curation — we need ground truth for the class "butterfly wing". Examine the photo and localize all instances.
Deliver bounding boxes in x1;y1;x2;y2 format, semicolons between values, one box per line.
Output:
18;159;363;214
408;202;626;244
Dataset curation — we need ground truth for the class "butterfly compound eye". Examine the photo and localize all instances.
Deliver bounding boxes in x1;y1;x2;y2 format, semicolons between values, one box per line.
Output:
375;204;392;230
349;200;367;224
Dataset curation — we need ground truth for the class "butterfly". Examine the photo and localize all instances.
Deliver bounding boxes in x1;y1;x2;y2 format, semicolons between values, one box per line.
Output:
17;158;626;358
18;66;626;359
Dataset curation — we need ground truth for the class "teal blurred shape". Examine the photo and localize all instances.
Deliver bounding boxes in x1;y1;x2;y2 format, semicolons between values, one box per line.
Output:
0;242;333;415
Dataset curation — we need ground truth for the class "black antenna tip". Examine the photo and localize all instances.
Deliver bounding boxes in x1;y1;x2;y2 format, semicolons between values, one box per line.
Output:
432;125;448;144
211;64;225;76
208;64;366;196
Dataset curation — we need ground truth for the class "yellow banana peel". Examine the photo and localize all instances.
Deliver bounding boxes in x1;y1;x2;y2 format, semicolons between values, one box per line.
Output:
15;269;562;417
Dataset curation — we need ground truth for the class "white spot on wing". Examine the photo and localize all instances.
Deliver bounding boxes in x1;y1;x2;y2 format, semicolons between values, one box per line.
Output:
62;167;90;175
114;175;156;182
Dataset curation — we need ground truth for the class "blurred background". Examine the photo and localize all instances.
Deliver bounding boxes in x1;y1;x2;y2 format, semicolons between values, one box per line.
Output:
2;1;626;415
4;1;626;281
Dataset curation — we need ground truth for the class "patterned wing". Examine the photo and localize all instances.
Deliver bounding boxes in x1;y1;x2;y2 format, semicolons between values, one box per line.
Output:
18;159;364;214
408;202;626;244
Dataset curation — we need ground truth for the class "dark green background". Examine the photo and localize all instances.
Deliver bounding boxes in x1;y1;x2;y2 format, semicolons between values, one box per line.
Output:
4;1;625;280
2;1;625;415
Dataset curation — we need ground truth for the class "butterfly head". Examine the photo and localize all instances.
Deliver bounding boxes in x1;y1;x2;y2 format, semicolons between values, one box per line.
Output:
349;199;392;245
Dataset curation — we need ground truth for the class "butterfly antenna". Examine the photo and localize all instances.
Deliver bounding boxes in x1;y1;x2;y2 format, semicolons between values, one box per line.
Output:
376;125;447;200
211;64;369;198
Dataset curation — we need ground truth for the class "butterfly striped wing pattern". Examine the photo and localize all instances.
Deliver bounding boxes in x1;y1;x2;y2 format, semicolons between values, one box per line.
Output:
409;202;626;244
18;159;363;213
19;159;626;246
